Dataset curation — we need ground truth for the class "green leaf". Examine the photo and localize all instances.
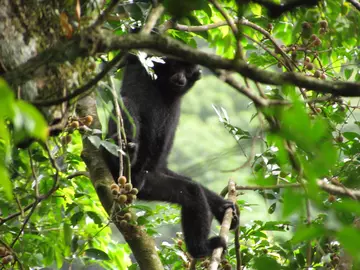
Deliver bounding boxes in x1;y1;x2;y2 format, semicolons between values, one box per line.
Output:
333;199;360;216
343;132;359;141
0;79;15;119
0;165;12;200
100;140;124;157
337;227;360;258
282;188;303;218
87;135;102;148
85;248;110;260
63;223;72;246
87;211;103;226
268;203;276;214
71;235;79;253
344;68;354;80
252;255;281;270
71;211;84;226
13;101;48;144
292;224;325;244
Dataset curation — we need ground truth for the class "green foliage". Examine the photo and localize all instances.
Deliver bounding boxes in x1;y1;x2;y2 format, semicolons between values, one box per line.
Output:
2;0;360;269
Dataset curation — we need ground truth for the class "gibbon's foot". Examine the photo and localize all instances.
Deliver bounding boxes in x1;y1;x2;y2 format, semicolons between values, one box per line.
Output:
221;201;240;230
188;236;227;258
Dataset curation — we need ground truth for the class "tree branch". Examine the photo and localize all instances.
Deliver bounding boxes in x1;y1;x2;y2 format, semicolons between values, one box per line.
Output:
32;51;127;107
4;31;360;98
77;95;164;270
209;180;238;270
317;180;360;200
347;0;360;12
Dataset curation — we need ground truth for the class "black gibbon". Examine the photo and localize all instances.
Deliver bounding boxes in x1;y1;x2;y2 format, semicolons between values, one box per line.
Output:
102;54;239;258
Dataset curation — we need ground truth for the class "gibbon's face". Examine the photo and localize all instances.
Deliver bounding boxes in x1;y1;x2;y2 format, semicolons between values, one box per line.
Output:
154;59;201;94
169;62;202;90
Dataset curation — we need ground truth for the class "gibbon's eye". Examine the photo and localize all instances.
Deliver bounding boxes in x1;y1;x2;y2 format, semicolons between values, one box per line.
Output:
186;66;201;81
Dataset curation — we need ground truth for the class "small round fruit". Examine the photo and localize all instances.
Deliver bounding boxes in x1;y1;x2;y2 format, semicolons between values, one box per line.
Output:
119;220;128;227
110;183;120;191
306;63;314;70
124;213;132;221
117;194;128;204
124;183;133;192
335;135;344;143
320;73;326;80
118;176;127;186
2;255;13;264
177;240;183;246
328;194;336;202
0;247;6;256
304;56;311;62
127;194;137;203
310;34;318;41
319;20;328;28
111;189;119;196
302;21;311;29
83;115;93;126
313;38;322;46
319;28;327;35
61;135;72;145
69;121;79;129
130;188;139;195
314;70;321;78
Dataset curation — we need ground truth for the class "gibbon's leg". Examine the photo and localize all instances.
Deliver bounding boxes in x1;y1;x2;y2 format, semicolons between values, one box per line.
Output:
133;171;226;258
161;169;239;229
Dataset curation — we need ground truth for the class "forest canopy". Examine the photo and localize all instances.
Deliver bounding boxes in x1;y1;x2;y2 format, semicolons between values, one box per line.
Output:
0;0;360;269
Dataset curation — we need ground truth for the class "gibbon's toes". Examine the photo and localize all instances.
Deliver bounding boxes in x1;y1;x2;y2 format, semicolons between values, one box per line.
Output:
208;236;227;250
187;236;227;259
222;201;240;230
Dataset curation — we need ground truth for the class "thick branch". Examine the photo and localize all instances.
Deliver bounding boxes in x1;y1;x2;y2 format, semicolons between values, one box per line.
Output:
4;31;360;97
347;0;360;12
77;96;163;270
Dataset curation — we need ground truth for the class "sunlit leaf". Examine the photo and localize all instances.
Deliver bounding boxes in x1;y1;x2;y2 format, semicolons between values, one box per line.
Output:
85;248;110;260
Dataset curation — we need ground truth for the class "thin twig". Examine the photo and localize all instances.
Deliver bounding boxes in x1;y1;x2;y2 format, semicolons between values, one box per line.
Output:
141;4;165;34
28;149;39;198
10;201;38;248
91;0;121;29
213;70;268;107
221;132;259;172
235;227;242;270
167;18;294;70
208;0;243;59
67;171;90;179
109;77;124;179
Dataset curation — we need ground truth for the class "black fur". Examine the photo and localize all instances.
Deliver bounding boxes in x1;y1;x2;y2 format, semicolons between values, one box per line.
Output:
103;54;239;258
